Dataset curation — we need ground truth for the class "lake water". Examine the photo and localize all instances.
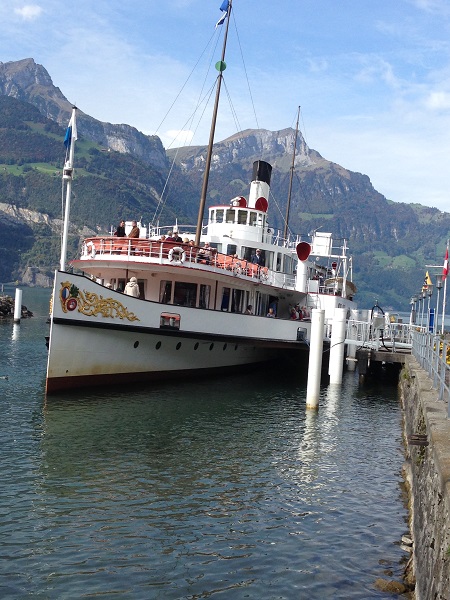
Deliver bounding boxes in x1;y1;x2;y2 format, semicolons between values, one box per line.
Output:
0;287;409;599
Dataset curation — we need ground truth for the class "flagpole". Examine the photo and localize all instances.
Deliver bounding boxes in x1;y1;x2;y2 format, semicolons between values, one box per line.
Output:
60;107;77;271
442;240;449;335
195;0;232;247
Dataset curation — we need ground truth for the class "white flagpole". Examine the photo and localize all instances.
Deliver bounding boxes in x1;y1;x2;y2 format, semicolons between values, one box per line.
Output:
60;107;77;271
442;240;449;335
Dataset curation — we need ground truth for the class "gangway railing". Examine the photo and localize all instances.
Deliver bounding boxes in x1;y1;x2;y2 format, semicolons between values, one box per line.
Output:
411;330;450;413
344;319;417;351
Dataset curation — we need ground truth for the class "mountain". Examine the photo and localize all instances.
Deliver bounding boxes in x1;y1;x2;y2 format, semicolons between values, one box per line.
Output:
0;59;167;170
168;128;450;307
1;58;449;309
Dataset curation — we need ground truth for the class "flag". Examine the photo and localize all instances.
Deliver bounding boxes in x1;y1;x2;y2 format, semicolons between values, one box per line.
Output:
443;248;449;281
426;271;432;285
215;0;230;27
64;112;78;150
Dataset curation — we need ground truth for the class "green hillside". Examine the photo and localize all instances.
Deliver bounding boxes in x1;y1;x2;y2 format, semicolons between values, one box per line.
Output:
0;96;198;282
1;94;449;310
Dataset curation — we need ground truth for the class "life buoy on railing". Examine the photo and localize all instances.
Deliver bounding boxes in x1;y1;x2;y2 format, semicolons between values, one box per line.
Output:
168;246;186;265
86;241;96;258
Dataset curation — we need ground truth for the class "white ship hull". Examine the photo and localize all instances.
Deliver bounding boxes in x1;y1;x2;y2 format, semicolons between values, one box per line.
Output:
46;271;310;393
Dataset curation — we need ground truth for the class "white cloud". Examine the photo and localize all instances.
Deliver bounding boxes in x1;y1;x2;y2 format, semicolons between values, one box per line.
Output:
425;91;450;110
162;129;194;149
14;4;43;20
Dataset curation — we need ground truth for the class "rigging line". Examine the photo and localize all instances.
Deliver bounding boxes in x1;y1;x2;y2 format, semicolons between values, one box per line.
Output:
268;188;292;239
222;79;243;134
150;148;180;226
231;11;260;131
163;80;218;151
182;29;223;147
152;82;217;225
153;30;217;138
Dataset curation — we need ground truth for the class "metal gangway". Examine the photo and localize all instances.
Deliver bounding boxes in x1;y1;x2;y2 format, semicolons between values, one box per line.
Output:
342;314;450;414
344;317;416;353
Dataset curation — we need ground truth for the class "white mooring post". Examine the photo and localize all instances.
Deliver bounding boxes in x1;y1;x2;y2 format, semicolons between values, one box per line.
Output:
306;309;325;410
329;308;347;385
13;289;22;324
346;319;357;372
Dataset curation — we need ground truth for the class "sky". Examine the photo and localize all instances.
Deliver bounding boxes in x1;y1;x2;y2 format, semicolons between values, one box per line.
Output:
1;0;450;211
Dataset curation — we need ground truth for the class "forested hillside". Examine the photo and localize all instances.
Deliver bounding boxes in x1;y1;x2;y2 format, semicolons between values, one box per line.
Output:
1;92;449;309
0;96;198;283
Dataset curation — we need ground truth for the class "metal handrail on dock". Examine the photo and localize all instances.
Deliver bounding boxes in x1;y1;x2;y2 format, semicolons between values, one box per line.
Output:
411;330;450;412
344;319;417;351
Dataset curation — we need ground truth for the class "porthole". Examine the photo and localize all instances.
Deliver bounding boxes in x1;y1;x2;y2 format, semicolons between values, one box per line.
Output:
194;342;199;350
156;341;162;349
209;343;214;351
234;345;238;351
223;343;227;351
134;341;139;349
176;342;182;350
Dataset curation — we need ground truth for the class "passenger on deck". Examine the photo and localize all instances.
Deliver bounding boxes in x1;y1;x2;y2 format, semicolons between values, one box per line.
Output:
301;306;311;320
251;249;265;266
197;242;212;265
244;305;253;315
128;221;140;254
266;307;275;318
289;306;298;320
165;231;175;242
124;277;140;298
114;220;126;237
128;221;140;238
172;230;183;243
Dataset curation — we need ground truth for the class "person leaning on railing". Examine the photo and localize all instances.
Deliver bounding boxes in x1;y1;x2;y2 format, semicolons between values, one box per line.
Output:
128;221;140;255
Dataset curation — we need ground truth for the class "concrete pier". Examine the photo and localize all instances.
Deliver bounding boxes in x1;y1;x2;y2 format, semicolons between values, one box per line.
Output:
399;356;450;599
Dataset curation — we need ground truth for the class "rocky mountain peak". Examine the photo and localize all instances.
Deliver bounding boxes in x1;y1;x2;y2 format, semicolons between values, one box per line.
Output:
0;58;168;170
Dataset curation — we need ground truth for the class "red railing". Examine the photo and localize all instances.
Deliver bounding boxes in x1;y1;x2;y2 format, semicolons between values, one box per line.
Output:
80;237;269;280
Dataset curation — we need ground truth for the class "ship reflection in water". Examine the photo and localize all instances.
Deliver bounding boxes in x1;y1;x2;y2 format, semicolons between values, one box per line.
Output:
0;287;407;599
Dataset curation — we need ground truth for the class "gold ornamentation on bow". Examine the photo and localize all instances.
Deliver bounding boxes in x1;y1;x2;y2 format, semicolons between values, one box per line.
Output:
59;281;140;321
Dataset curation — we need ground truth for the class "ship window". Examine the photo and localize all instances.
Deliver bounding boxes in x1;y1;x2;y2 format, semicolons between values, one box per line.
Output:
174;281;197;307
237;210;247;225
227;244;237;256
199;284;211;309
138;280;145;300
249;212;257;226
226;209;235;223
231;288;245;313
221;287;230;311
276;253;282;272
160;280;172;303
216;209;224;223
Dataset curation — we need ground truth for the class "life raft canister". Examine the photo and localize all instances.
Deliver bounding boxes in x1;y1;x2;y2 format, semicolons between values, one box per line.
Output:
168;246;186;264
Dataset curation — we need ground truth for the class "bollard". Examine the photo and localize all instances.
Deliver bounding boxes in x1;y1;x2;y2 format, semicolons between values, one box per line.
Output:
306;309;325;410
13;288;22;324
329;308;347;384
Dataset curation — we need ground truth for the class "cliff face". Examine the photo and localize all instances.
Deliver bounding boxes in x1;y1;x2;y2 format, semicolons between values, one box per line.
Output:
169;127;318;173
0;58;168;171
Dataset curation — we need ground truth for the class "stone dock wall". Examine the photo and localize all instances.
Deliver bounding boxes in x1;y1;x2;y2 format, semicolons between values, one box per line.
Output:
399;356;450;600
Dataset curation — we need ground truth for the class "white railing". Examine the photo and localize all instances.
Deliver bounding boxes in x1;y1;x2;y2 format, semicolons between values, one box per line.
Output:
411;330;450;412
345;319;418;351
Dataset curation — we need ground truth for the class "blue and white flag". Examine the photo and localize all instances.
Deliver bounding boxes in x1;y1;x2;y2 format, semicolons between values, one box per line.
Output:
64;112;78;149
215;0;230;27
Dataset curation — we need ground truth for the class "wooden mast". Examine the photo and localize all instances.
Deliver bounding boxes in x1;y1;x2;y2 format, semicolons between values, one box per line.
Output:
283;106;300;243
195;0;233;247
